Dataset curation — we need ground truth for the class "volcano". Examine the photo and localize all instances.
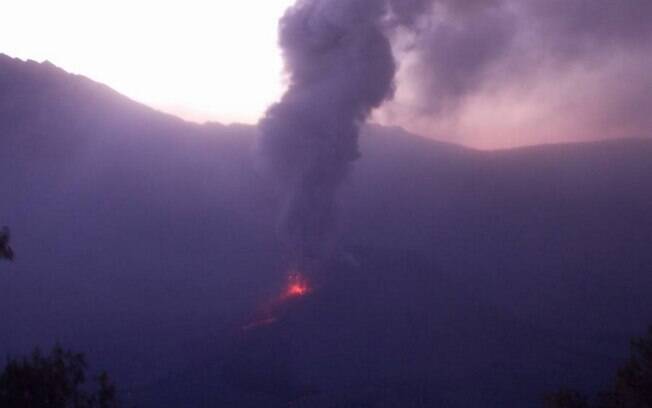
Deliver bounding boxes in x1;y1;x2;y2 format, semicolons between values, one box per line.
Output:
2;55;652;407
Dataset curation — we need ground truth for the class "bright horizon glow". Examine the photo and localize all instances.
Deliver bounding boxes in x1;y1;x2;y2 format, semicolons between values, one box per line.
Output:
3;1;646;150
0;0;295;124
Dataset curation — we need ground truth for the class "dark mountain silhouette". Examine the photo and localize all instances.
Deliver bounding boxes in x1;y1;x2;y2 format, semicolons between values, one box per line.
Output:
1;54;651;407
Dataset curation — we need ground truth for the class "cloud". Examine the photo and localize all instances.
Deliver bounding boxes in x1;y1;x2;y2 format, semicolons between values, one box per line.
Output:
381;0;652;148
258;0;395;262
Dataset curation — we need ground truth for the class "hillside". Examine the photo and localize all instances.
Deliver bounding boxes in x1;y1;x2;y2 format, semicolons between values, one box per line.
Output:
1;54;651;407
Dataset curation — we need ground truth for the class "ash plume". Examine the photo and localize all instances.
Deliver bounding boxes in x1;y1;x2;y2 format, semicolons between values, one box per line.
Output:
259;0;652;260
390;0;518;115
384;0;652;146
258;0;396;263
395;0;652;114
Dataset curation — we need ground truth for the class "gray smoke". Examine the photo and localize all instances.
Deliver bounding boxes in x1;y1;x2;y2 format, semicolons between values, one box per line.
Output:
388;0;432;26
259;0;652;260
387;0;652;142
258;0;396;263
389;0;518;115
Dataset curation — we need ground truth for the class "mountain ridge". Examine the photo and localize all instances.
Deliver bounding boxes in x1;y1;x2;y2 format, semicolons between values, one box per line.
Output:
2;51;652;408
4;52;648;154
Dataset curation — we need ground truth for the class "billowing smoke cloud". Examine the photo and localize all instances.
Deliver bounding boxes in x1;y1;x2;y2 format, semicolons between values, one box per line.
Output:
388;0;432;26
258;0;395;263
259;0;652;261
382;0;652;148
400;0;517;114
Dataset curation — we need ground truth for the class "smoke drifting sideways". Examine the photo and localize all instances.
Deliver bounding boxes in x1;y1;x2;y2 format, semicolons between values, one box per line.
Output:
258;0;508;268
382;0;652;148
258;0;396;266
258;0;652;268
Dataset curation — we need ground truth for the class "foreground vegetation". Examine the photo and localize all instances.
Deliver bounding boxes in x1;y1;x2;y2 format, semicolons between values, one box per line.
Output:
546;326;652;408
0;345;119;408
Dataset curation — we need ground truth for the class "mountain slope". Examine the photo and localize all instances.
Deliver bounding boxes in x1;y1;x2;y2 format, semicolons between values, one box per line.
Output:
1;55;651;407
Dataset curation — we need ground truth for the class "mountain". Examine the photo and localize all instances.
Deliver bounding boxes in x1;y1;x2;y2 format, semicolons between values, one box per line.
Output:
1;54;651;407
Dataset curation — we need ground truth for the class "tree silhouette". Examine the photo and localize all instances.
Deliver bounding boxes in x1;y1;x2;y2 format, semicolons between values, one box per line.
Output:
0;226;14;261
545;389;589;408
545;326;652;408
604;325;652;407
0;345;120;408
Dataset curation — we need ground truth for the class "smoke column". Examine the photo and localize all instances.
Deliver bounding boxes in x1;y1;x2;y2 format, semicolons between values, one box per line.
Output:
259;0;396;265
259;0;643;263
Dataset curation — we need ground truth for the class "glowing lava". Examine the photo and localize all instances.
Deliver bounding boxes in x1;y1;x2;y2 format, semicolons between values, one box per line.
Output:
242;272;312;331
282;273;311;300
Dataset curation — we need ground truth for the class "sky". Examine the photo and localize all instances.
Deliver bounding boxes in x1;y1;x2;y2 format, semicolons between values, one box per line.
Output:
0;0;294;125
1;0;651;149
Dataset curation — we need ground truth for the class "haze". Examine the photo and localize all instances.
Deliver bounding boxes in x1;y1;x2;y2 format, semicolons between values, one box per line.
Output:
2;1;652;407
2;0;651;149
0;0;293;125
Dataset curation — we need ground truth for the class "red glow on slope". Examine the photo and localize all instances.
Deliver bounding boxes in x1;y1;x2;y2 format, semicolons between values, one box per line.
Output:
242;271;312;331
281;273;311;300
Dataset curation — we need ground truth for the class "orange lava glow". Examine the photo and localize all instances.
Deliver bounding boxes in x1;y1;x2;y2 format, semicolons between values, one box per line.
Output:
241;271;312;331
282;274;311;299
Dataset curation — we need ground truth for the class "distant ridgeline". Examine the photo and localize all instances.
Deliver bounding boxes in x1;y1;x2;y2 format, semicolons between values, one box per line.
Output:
1;54;652;408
